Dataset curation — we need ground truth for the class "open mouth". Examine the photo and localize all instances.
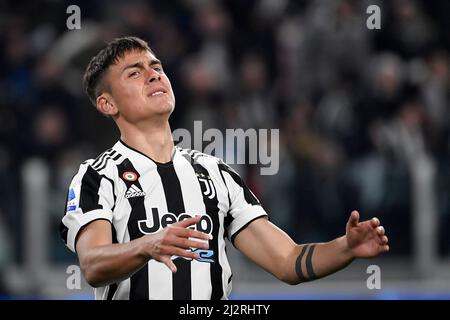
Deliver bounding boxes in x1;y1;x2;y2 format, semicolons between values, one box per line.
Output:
151;90;166;96
149;88;168;97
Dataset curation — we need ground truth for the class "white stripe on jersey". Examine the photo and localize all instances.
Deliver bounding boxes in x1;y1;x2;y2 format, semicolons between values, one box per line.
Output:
140;166;173;300
175;154;212;299
149;260;173;300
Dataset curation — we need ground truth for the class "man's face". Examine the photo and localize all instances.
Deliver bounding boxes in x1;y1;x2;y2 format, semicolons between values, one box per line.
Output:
103;49;175;123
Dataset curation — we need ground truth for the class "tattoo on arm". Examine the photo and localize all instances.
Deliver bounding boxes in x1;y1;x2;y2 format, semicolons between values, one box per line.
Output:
295;244;317;282
295;245;308;282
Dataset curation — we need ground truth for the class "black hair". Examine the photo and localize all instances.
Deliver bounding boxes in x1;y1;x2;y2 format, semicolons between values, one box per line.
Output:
83;36;154;107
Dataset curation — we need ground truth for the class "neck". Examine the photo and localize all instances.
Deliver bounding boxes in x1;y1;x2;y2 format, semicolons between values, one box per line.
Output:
119;120;175;163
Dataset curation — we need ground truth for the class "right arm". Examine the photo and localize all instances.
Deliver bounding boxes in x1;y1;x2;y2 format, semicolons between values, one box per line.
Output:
75;216;210;287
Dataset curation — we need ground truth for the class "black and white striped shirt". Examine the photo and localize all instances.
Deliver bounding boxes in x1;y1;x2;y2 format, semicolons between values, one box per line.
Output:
60;140;268;300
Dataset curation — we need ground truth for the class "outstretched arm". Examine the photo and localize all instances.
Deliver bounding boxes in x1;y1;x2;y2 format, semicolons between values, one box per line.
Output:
233;210;389;285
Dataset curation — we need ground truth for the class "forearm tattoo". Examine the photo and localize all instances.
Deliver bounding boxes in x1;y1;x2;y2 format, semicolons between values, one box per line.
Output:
295;244;317;282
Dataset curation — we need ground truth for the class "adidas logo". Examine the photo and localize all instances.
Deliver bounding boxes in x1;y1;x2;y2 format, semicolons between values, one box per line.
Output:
125;184;146;199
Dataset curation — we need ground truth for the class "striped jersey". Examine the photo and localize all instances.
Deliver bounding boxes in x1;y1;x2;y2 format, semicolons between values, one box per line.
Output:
59;140;268;300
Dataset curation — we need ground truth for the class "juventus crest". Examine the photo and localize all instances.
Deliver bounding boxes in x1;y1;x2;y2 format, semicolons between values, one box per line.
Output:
196;172;216;199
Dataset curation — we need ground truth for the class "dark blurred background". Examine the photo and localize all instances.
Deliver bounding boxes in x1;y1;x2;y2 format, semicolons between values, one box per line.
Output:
0;0;449;299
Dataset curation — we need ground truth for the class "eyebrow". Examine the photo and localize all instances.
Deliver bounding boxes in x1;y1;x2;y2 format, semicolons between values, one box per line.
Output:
121;59;162;74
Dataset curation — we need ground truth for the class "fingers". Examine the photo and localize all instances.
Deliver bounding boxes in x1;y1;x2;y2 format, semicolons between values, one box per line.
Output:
173;227;212;241
376;226;385;235
161;256;177;273
170;236;209;250
170;216;212;241
348;210;360;227
376;226;388;245
348;212;382;230
377;234;389;253
159;247;201;272
370;217;380;228
175;215;202;228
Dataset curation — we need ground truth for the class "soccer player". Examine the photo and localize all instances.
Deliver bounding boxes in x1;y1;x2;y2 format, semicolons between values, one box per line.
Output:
60;36;389;300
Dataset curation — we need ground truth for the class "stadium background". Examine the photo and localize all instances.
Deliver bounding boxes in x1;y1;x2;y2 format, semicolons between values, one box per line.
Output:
0;0;449;299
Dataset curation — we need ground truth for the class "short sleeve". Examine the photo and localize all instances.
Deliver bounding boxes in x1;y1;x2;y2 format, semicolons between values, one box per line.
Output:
59;164;115;253
218;161;268;243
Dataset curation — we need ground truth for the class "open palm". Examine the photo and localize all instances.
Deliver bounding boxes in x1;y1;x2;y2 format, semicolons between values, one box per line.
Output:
345;211;389;258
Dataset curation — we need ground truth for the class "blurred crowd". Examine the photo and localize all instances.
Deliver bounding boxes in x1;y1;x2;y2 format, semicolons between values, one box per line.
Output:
0;0;449;294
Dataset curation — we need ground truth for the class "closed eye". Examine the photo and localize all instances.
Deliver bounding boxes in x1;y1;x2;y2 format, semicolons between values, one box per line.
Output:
129;71;140;78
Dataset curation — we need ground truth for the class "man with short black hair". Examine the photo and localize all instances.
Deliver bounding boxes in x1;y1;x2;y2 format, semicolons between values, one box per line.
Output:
60;36;389;300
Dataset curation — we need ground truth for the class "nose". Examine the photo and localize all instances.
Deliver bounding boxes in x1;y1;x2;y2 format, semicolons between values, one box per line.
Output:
147;68;161;83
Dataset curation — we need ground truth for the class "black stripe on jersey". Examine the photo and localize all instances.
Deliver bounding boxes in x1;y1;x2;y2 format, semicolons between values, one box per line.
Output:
79;166;104;212
117;159;149;300
181;153;224;300
107;283;118;300
92;149;113;168
218;163;260;205
217;164;233;237
96;151;122;172
112;153;121;161
157;164;192;300
223;214;233;239
59;221;68;245
93;151;114;170
94;150;117;170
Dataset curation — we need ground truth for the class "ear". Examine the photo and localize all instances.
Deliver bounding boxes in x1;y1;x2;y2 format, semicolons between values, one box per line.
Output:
96;94;118;116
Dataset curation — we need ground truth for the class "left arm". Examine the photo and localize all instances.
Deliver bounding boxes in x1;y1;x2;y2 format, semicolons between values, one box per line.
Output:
233;210;389;285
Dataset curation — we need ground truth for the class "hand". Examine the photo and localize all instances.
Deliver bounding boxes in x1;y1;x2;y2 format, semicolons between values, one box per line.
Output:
141;215;211;273
345;210;389;258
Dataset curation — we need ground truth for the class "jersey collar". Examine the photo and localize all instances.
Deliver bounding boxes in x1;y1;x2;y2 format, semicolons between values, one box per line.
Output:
114;139;177;167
